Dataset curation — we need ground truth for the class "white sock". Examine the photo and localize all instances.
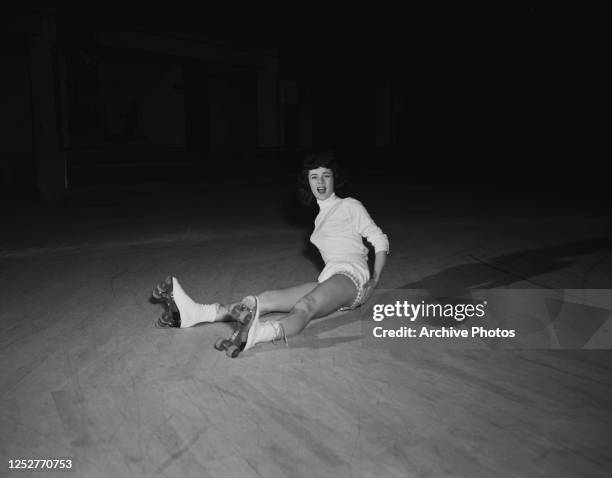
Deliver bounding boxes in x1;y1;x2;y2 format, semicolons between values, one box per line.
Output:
172;277;219;328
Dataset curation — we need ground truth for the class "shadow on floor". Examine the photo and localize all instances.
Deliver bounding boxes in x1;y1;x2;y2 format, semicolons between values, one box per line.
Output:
400;237;612;293
396;237;612;328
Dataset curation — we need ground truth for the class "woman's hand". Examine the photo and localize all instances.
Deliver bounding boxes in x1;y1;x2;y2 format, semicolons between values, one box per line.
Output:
362;277;379;304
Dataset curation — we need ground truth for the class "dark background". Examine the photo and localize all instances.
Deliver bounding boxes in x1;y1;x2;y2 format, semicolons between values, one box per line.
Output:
0;2;604;203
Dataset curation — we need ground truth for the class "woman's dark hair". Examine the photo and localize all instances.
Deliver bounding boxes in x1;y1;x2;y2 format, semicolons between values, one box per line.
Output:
297;149;348;207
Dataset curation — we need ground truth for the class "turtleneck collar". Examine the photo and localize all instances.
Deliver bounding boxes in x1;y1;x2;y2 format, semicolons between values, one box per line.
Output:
316;192;339;209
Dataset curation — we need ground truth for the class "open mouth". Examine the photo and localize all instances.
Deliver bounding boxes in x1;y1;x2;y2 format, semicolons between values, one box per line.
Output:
317;187;326;194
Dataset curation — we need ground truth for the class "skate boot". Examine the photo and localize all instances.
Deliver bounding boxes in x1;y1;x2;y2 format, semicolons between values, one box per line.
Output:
153;276;219;328
214;296;286;358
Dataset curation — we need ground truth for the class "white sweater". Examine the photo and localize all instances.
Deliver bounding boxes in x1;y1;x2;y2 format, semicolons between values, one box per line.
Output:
310;193;389;266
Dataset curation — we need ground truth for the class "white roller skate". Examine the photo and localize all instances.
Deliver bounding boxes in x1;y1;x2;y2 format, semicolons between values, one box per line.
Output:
214;296;286;358
152;276;219;328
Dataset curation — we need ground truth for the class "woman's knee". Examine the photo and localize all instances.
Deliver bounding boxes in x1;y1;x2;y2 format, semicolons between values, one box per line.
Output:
292;294;319;318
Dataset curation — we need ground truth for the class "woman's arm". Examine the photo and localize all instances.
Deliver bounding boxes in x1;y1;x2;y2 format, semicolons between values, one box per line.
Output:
371;250;387;283
347;198;390;254
362;250;387;303
346;198;389;302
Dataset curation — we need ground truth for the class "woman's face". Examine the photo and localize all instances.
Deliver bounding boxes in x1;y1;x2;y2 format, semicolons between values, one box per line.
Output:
308;167;335;201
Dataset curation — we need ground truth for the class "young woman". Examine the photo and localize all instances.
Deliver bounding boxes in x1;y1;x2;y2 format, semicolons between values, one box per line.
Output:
153;150;389;356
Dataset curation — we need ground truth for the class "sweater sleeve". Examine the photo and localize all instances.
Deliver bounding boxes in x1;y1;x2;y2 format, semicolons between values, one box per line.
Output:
346;199;390;254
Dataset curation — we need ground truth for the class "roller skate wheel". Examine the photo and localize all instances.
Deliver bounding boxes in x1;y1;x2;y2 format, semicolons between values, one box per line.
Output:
226;345;240;358
153;276;173;300
155;311;172;328
214;337;228;351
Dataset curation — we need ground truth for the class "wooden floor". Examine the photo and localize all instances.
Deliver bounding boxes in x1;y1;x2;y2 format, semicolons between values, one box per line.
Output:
1;184;611;477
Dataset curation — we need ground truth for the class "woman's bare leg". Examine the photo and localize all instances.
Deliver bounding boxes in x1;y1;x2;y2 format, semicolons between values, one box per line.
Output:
218;281;318;321
238;275;357;351
258;282;319;314
276;275;357;337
